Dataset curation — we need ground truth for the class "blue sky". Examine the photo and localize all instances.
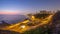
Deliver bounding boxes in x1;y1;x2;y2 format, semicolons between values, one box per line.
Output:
0;0;60;14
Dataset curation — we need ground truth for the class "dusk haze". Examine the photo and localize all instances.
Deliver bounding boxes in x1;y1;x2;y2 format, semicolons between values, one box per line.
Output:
0;0;60;34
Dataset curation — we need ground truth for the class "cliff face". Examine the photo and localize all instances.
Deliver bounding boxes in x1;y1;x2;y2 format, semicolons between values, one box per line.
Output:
49;11;60;34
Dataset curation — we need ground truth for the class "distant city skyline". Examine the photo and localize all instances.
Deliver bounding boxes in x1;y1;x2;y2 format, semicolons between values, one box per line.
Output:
0;0;60;15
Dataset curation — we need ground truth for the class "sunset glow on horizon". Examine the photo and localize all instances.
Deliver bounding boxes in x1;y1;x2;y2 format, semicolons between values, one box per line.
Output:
0;11;20;15
0;0;60;15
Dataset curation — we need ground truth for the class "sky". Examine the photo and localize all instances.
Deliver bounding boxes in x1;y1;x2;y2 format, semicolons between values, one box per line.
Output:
0;0;60;15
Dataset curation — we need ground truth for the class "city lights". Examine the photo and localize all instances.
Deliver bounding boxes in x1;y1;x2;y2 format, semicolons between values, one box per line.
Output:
20;25;26;29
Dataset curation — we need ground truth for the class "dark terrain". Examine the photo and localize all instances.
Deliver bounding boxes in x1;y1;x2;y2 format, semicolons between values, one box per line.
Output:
0;30;20;34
